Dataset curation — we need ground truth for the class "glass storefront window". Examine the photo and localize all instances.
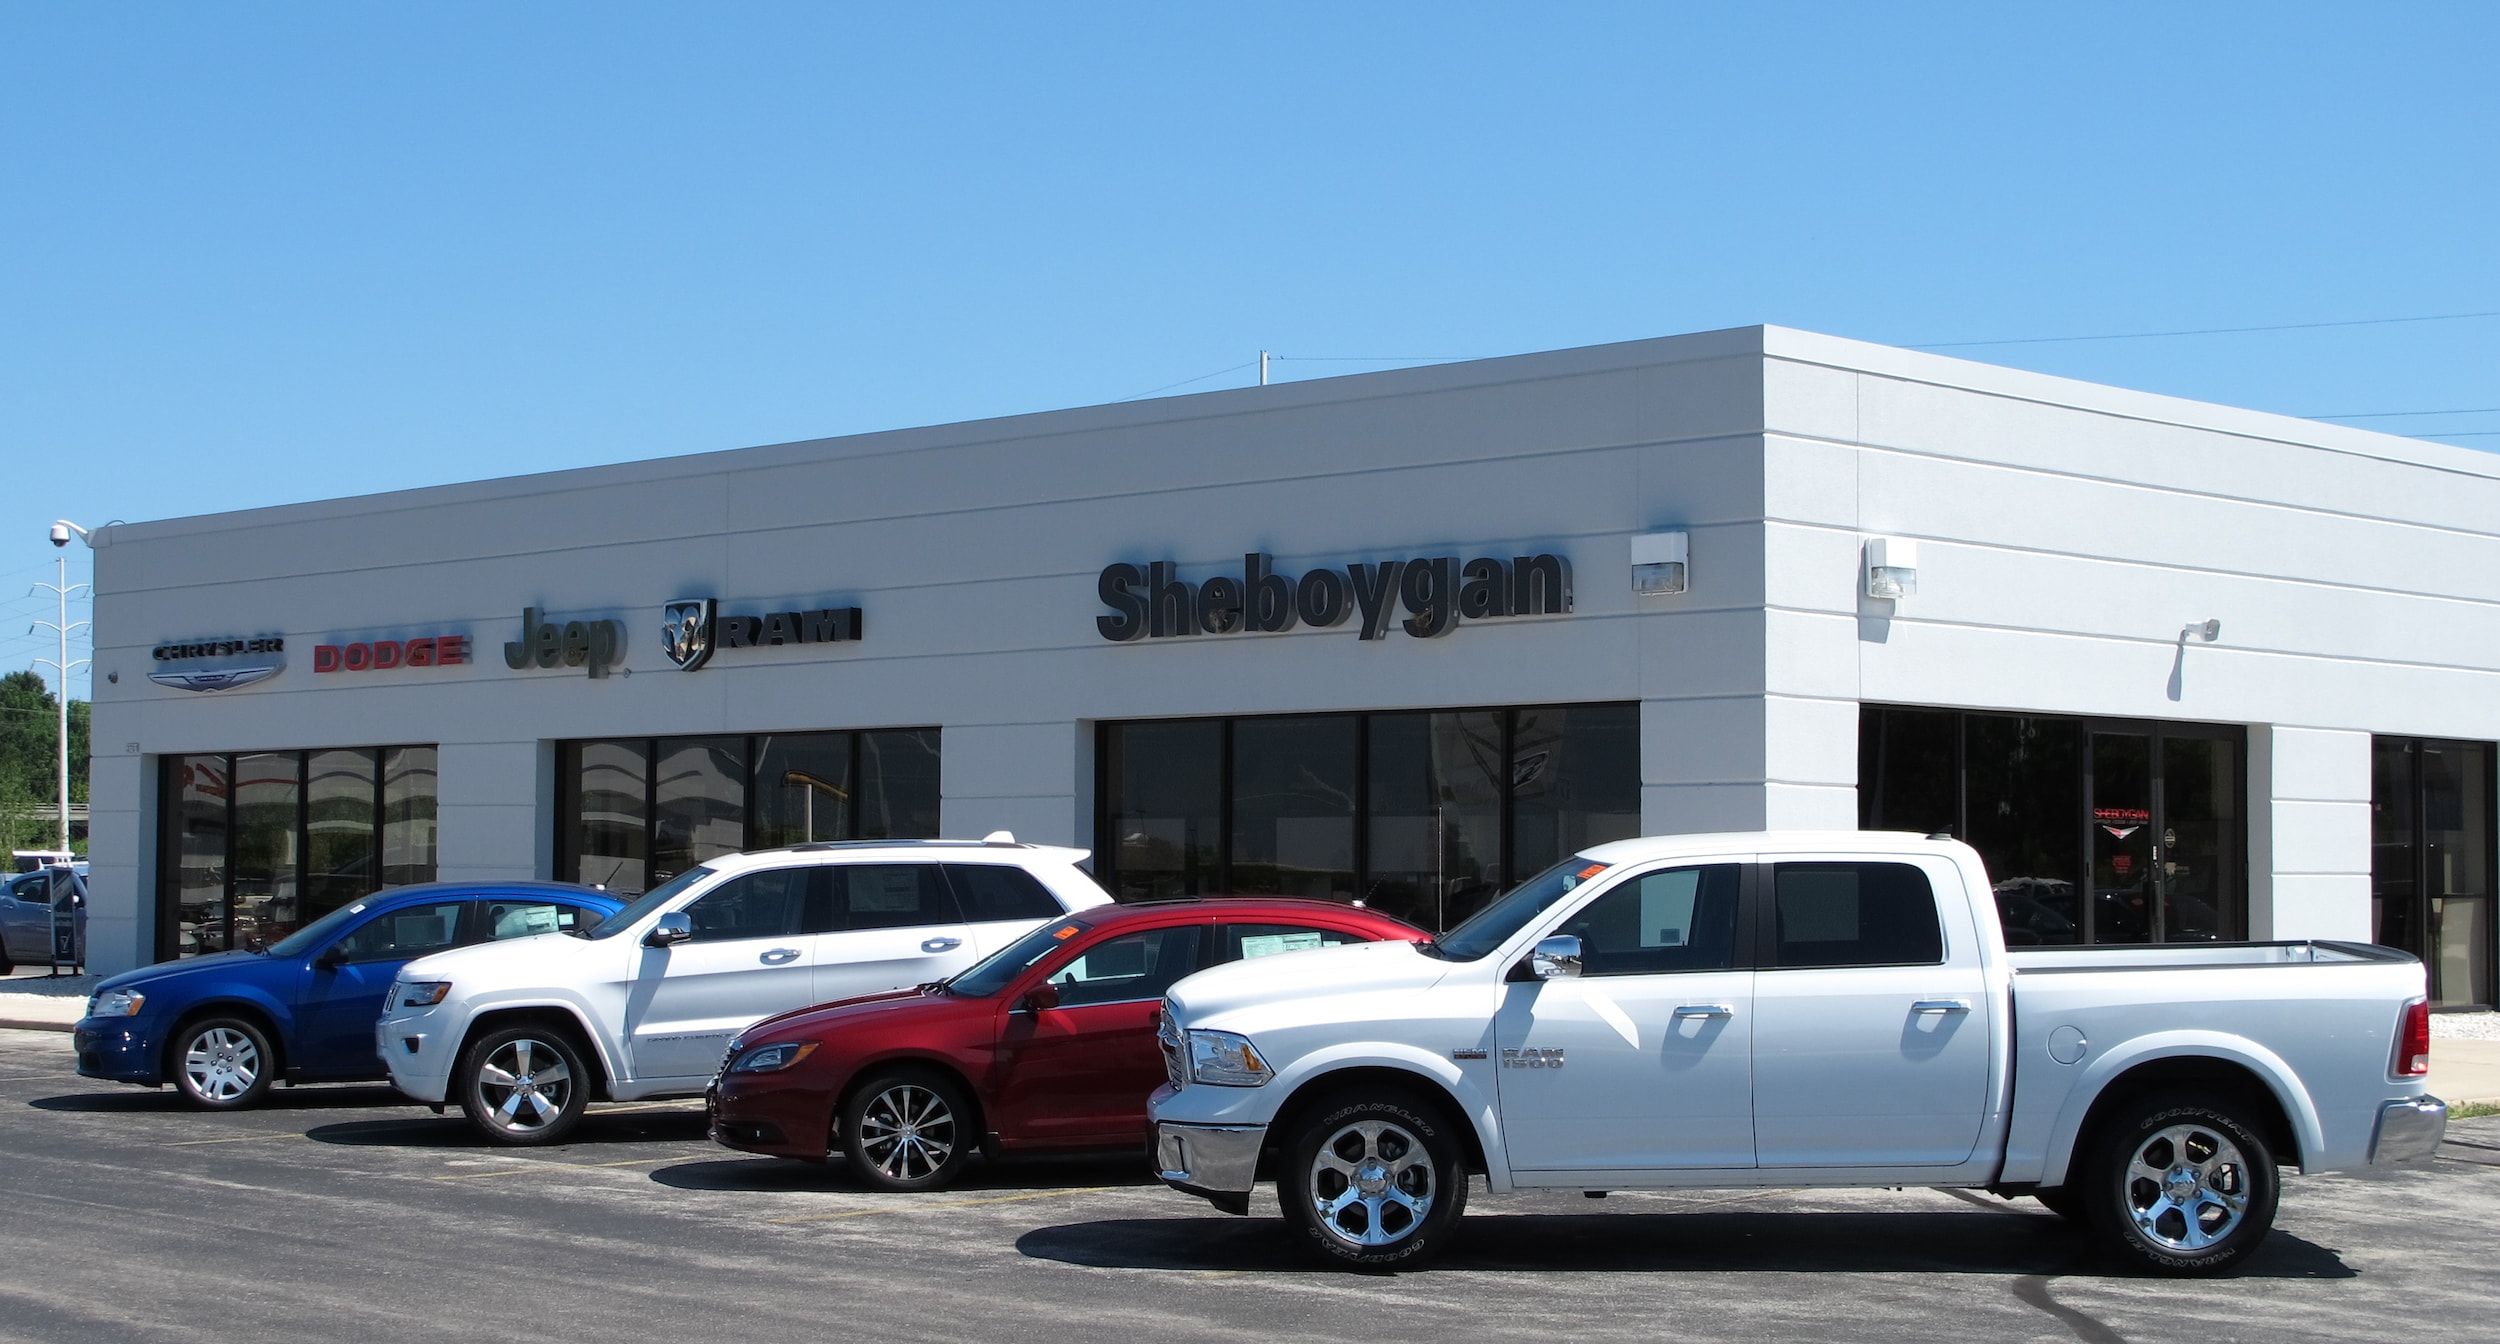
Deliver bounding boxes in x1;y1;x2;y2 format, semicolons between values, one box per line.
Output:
2374;736;2496;1007
1860;706;2246;946
557;729;944;893
1096;703;1638;930
157;745;439;959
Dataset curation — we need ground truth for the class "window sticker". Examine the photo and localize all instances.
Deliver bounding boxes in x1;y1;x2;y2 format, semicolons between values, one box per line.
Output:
1576;863;1609;880
1051;924;1082;940
851;870;921;914
1240;931;1325;959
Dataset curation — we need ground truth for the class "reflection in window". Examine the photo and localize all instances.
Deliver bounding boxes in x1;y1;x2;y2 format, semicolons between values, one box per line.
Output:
754;733;852;847
1103;720;1221;901
1509;704;1642;885
156;745;440;960
1047;924;1204;1007
2375;736;2495;1007
1230;717;1356;901
1366;711;1504;932
655;738;745;884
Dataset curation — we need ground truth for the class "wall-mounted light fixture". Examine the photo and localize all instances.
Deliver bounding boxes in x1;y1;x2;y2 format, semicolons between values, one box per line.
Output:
2180;619;2220;644
1864;537;1919;600
1630;531;1689;596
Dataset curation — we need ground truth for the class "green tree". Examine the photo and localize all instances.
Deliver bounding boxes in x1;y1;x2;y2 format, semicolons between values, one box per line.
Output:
0;671;89;852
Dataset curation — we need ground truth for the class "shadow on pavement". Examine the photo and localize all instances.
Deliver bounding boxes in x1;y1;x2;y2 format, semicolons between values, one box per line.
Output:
652;1151;1160;1194
29;1084;408;1114
1016;1209;2355;1279
304;1107;712;1149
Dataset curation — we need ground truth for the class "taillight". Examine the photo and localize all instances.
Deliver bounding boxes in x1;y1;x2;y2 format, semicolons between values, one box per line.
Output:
2396;999;2431;1077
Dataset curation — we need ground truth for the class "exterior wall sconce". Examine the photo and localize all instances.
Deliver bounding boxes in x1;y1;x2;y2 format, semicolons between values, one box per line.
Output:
2181;619;2220;643
1864;536;1919;600
1630;531;1689;596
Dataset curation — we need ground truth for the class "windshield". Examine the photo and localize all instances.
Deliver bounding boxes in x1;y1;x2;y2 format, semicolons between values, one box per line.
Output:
1426;856;1614;961
943;917;1093;998
265;901;374;959
584;866;716;940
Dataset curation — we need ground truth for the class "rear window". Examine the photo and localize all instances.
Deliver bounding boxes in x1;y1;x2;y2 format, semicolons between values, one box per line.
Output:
943;864;1064;922
1769;861;1944;968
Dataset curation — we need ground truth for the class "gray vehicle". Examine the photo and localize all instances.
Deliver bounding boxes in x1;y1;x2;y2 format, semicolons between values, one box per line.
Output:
0;867;86;972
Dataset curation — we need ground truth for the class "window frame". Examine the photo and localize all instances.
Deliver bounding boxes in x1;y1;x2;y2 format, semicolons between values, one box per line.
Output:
1754;859;1950;972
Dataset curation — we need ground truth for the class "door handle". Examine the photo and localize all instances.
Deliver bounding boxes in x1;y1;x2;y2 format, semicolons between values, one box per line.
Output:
758;948;802;965
1671;1004;1735;1019
1911;999;1972;1014
921;937;962;954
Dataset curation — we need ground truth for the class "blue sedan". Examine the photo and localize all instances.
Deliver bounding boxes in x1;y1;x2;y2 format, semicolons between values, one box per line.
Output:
74;882;623;1109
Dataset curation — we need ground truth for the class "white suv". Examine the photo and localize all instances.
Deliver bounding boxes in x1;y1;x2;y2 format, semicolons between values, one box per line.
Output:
377;836;1113;1144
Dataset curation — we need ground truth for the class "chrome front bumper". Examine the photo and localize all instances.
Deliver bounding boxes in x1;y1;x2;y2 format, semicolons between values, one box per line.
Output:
1155;1121;1265;1199
2369;1095;2448;1163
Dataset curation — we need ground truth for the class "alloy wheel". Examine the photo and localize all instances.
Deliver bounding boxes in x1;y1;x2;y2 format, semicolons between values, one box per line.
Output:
475;1036;575;1136
1307;1118;1437;1250
855;1083;957;1182
2123;1121;2251;1253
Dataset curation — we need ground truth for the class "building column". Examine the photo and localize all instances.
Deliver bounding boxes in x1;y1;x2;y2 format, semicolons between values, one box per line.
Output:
2250;726;2374;941
939;722;1084;847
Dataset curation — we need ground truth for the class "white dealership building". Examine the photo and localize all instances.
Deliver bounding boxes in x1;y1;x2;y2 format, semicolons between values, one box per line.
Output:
79;326;2500;1003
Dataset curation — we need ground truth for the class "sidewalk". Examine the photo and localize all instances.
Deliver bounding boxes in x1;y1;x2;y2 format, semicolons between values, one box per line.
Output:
2425;1038;2500;1108
0;969;94;1031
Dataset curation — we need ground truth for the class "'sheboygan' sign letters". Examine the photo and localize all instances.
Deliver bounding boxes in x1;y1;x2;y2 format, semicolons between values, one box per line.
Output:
1097;552;1571;643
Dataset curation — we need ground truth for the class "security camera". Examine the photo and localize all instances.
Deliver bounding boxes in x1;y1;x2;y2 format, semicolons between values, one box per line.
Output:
49;523;69;548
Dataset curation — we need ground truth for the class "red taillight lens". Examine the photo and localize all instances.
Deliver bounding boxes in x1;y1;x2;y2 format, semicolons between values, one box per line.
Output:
2397;999;2431;1077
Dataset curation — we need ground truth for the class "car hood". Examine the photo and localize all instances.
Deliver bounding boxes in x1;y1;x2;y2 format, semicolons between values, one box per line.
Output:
740;985;979;1044
397;930;602;984
94;949;265;994
1165;938;1449;1028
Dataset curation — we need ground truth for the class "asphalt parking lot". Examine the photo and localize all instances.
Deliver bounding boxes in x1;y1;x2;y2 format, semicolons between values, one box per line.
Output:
2;1027;2494;1344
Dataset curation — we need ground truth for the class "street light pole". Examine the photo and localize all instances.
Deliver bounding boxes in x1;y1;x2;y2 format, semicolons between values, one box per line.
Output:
35;522;95;853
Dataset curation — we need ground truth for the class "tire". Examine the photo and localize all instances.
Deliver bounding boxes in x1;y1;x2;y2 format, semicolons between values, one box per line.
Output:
1279;1092;1470;1270
170;1016;276;1110
2079;1090;2279;1276
457;1024;592;1146
2034;1185;2086;1222
840;1070;975;1192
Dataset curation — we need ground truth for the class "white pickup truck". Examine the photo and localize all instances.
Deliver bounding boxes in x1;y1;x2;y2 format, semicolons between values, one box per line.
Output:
1147;832;2446;1275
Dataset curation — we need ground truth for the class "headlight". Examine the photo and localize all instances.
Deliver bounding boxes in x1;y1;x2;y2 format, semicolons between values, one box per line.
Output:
1187;1030;1273;1087
729;1041;820;1073
86;989;145;1018
397;982;452;1009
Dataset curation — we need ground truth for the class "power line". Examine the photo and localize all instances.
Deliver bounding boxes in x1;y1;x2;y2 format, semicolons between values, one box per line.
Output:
1910;309;2500;350
2305;407;2500;420
1112;361;1259;403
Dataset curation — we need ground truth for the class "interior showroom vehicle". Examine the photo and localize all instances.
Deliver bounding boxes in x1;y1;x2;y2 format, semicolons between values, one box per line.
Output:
710;896;1423;1190
73;882;623;1108
377;836;1114;1144
1148;832;2446;1275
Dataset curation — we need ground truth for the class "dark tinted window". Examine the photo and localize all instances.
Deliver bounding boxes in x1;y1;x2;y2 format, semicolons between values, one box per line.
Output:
1045;924;1204;1007
1216;922;1367;964
331;902;465;963
1553;864;1742;976
944;864;1065;922
822;864;959;932
1770;862;1944;968
684;868;813;943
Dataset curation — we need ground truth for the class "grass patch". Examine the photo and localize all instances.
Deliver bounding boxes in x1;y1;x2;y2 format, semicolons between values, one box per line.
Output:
2450;1101;2500;1120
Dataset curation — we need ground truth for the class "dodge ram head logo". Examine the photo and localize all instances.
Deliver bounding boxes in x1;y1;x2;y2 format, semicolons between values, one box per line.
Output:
662;599;716;671
1501;1047;1565;1069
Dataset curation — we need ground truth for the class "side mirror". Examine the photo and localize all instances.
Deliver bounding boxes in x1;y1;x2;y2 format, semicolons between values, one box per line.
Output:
644;912;694;948
313;943;346;969
1021;982;1061;1014
1530;934;1583;980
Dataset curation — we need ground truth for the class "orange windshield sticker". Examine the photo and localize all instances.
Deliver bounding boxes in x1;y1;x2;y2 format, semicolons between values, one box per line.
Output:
1577;864;1608;879
1052;925;1080;940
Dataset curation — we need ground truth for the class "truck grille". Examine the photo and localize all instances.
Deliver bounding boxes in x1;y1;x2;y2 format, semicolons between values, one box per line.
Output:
1156;1001;1187;1090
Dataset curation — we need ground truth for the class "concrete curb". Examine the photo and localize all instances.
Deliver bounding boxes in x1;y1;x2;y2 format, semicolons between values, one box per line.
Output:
0;1019;71;1033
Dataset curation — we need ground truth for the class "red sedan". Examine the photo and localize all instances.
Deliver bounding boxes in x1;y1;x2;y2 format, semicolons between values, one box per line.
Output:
708;897;1424;1190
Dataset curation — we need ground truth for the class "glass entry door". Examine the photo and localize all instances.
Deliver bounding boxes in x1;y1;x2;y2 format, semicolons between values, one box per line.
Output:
2088;729;2241;943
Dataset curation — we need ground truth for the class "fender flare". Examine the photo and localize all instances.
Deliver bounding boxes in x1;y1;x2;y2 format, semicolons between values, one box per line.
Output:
461;995;624;1091
1268;1041;1513;1190
2039;1030;2324;1188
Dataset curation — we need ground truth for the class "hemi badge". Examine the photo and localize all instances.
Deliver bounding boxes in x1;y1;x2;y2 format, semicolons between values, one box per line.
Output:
1451;1049;1488;1060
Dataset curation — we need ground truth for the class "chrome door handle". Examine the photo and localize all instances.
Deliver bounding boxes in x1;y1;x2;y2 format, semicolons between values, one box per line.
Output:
1671;1004;1735;1019
921;937;962;954
1911;999;1972;1014
758;947;802;965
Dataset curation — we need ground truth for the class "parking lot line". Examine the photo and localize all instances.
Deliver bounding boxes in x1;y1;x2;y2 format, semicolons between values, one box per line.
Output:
164;1132;311;1148
433;1156;676;1181
769;1185;1117;1224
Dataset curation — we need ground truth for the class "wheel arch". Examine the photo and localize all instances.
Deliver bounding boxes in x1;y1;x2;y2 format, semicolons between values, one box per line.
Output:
1266;1064;1492;1179
458;1006;615;1101
161;997;291;1082
836;1053;991;1145
2042;1044;2311;1189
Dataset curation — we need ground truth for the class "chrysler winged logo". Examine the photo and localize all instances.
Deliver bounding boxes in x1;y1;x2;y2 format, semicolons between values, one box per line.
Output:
662;599;716;671
148;665;283;693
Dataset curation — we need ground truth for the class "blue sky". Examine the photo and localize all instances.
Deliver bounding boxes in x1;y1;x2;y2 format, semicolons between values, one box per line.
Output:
4;5;2495;696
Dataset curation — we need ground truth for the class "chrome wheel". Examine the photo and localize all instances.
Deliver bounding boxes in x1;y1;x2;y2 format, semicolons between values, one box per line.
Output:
475;1036;574;1136
855;1082;957;1182
2124;1121;2251;1253
183;1026;261;1102
1307;1118;1437;1250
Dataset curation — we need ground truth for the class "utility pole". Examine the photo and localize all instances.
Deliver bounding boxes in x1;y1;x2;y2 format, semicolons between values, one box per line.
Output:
1259;350;1270;386
36;522;94;853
